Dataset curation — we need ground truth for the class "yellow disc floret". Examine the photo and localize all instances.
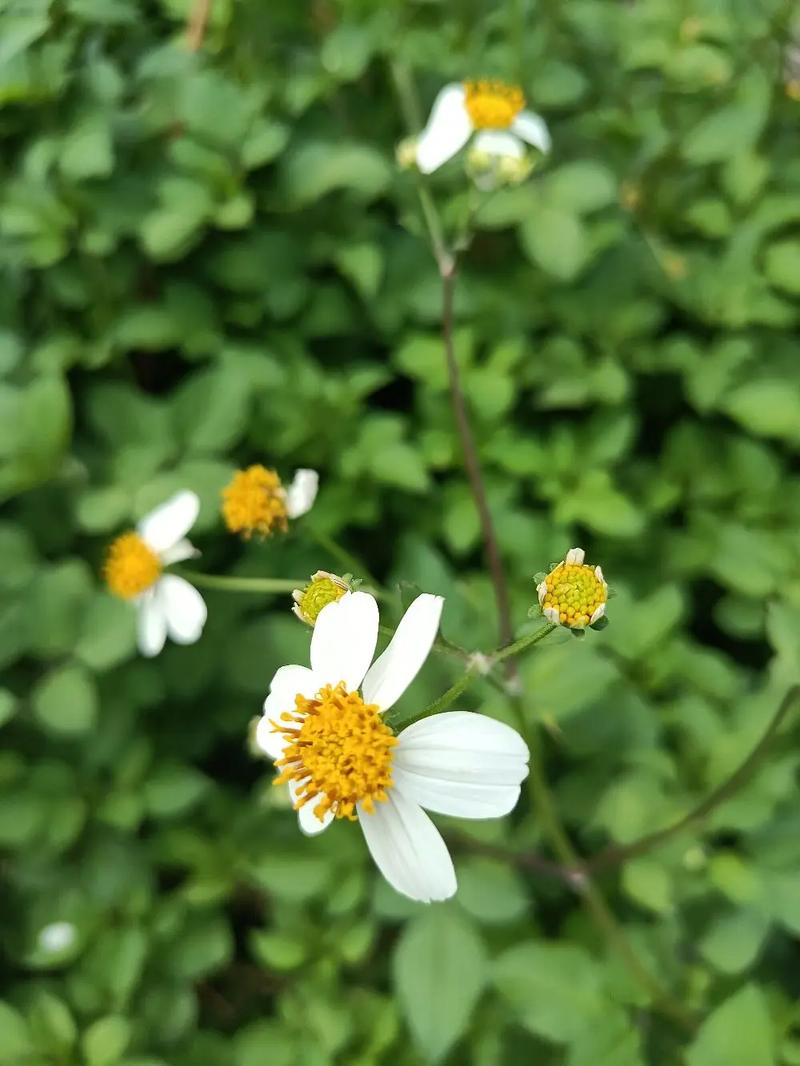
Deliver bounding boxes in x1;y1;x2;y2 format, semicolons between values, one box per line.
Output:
540;559;607;629
104;532;161;599
272;683;397;822
464;80;525;129
292;571;350;626
221;464;288;538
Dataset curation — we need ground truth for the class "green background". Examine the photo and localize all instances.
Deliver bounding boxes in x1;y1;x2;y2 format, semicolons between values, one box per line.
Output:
2;0;800;1062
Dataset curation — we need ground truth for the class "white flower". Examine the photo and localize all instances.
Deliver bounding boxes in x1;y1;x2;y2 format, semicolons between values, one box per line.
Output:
221;465;318;538
416;80;550;175
104;490;207;658
255;591;530;903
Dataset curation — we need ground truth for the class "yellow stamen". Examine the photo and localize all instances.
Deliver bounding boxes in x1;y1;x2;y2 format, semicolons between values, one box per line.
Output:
464;80;525;129
272;683;397;822
541;562;606;629
221;464;288;539
104;532;161;599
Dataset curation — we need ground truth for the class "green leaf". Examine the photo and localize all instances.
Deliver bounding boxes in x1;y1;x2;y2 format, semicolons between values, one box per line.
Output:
456;858;528;925
393;907;486;1062
547;161;617;214
281;143;391;205
60;112;114;180
32;663;98;735
492;942;605;1043
82;1015;131;1066
0;1001;33;1061
686;985;774;1066
519;206;588;280
143;764;210;818
722;380;800;442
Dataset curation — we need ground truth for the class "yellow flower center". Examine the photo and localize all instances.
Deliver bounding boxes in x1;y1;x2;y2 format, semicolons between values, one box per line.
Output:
272;683;397;823
221;465;288;538
541;563;606;629
464;80;525;129
293;571;350;626
104;532;161;599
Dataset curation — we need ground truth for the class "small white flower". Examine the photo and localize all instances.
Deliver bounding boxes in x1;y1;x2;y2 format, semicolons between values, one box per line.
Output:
104;490;207;658
255;591;530;903
221;465;318;538
416;80;550;175
37;921;77;954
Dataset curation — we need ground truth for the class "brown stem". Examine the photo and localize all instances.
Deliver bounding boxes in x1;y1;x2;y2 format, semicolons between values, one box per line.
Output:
186;0;212;51
441;264;515;652
583;685;800;873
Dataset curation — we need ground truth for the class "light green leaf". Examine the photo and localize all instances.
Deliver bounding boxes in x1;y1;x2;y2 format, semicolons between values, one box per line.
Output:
32;663;98;735
82;1015;131;1066
492;941;605;1043
686;985;774;1066
393;907;486;1062
519;206;588;280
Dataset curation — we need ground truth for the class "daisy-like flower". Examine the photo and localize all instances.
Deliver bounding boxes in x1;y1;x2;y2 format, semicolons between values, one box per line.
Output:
103;491;207;657
292;570;351;625
221;464;318;539
537;547;607;629
416;79;550;175
254;591;530;903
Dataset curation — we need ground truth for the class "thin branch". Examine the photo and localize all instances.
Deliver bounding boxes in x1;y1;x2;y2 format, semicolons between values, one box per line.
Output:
441;264;515;653
583;685;800;873
186;0;213;51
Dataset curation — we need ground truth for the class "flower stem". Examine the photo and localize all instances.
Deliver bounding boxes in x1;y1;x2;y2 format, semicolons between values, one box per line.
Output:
390;622;558;728
179;572;301;594
583;685;800;872
440;264;516;656
519;712;696;1033
304;526;385;594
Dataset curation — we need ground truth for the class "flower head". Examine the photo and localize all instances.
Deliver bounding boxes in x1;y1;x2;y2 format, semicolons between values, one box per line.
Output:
416;80;550;175
292;570;351;625
254;591;529;902
103;490;207;657
221;465;318;539
537;547;607;629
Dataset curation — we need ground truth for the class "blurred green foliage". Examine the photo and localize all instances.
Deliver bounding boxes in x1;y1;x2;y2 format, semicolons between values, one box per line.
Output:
2;0;800;1063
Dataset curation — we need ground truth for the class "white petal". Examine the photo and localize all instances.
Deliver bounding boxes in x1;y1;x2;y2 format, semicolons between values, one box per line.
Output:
393;712;529;819
138;490;200;554
416;84;472;174
590;602;606;625
511;110;551;153
285;469;319;519
290;780;335;836
255;715;289;760
136;592;167;658
565;547;585;565
357;791;456;903
543;606;560;623
472;129;524;159
362;594;443;712
310;591;379;690
158;575;207;645
536;580;547;605
262;665;320;721
160;538;198;566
